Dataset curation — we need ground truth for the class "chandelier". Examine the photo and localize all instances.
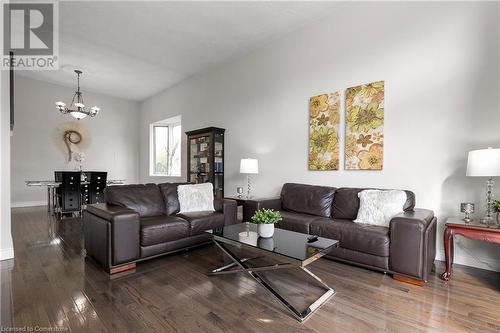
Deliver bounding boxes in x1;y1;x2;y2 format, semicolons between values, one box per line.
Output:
56;70;100;120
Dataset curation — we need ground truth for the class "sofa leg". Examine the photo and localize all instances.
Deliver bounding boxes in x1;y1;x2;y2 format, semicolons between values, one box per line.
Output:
392;274;424;286
109;263;136;274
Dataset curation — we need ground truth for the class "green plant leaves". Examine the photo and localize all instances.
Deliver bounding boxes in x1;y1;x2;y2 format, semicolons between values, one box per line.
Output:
251;208;282;224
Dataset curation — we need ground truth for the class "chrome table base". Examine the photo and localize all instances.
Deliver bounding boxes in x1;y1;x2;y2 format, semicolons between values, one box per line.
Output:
210;240;335;322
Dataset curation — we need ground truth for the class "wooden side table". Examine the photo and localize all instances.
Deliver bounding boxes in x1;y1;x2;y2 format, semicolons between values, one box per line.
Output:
224;196;276;222
440;217;500;281
224;196;250;207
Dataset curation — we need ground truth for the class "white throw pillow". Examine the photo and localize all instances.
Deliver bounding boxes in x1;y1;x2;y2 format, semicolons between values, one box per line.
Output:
177;183;215;213
354;190;407;227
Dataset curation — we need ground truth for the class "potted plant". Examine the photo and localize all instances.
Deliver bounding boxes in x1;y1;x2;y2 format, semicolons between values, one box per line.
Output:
251;208;282;238
493;200;500;224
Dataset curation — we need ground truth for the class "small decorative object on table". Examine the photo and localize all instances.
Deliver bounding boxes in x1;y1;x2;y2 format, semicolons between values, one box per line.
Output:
251;208;282;238
460;203;474;222
74;152;85;171
236;186;244;198
238;224;258;246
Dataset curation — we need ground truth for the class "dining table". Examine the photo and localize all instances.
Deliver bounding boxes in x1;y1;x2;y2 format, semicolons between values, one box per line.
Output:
26;179;126;214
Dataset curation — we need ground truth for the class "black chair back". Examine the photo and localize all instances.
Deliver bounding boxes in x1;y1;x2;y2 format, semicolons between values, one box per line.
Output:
81;172;91;205
54;171;63;182
54;171;64;197
89;172;107;204
60;172;81;213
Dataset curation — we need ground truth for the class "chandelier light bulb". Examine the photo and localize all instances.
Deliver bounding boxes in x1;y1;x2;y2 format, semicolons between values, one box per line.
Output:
90;106;100;116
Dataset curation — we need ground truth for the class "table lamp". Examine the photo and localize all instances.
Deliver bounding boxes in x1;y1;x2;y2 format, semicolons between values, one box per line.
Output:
240;158;258;199
466;147;500;223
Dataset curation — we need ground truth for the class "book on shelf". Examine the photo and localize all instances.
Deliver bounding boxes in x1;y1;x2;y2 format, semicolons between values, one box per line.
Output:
214;162;223;173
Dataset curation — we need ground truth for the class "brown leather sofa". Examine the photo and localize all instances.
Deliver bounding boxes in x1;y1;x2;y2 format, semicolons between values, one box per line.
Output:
245;183;437;284
83;183;237;274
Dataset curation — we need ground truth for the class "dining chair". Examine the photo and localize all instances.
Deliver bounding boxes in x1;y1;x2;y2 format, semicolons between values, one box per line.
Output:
89;172;107;204
58;171;82;218
54;171;63;182
81;172;91;206
54;171;64;213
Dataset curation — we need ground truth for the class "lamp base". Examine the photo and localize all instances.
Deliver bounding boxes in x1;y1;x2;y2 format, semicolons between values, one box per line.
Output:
481;178;495;225
479;216;493;225
246;174;252;199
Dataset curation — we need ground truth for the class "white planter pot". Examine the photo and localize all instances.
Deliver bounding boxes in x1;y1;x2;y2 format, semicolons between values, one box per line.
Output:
257;224;274;238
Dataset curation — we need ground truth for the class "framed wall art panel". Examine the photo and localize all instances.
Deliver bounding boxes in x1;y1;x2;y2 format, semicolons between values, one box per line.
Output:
308;92;340;170
344;81;384;170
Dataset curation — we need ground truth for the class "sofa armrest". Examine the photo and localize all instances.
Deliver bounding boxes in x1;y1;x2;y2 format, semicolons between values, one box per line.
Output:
83;203;140;270
389;209;437;281
215;199;237;226
86;203;138;221
390;209;434;229
244;198;282;222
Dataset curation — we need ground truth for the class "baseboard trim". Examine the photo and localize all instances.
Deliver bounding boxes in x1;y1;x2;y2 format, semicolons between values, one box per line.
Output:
11;201;46;208
436;249;500;272
0;248;14;261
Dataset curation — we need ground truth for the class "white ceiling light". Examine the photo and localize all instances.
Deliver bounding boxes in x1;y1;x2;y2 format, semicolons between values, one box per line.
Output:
56;70;100;120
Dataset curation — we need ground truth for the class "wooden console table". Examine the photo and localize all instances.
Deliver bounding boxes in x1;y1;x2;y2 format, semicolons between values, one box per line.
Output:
224;196;275;222
441;217;500;281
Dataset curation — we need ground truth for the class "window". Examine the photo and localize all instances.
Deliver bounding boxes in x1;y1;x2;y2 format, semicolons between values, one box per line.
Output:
150;116;181;176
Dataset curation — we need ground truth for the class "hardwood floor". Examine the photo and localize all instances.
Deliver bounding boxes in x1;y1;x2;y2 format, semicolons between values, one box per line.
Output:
1;206;499;333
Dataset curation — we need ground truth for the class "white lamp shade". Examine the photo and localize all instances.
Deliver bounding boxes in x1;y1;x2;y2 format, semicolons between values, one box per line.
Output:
466;148;500;177
240;158;259;174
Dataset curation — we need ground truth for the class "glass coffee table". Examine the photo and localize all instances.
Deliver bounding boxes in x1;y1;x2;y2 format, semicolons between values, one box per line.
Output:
208;222;338;322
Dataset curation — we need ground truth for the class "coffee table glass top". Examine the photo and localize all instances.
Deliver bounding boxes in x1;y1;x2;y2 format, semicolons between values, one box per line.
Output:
212;222;338;262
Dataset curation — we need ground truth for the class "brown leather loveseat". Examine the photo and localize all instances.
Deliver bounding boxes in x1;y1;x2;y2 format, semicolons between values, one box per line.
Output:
83;183;237;274
246;183;437;284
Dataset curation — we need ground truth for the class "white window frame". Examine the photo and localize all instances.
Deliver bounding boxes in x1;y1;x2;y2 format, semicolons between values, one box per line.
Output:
149;115;182;177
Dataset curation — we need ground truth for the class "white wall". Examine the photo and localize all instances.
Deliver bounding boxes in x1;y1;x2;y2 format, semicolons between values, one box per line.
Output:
11;75;140;206
139;2;500;271
1;69;14;261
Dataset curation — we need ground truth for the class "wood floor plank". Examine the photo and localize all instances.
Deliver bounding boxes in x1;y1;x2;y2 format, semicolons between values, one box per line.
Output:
2;207;499;333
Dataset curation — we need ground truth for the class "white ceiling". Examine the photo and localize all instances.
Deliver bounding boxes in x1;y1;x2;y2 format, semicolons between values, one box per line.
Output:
16;1;338;101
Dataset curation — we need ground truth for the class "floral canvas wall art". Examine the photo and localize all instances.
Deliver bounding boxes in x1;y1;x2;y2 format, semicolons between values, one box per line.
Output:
309;92;340;170
345;81;384;170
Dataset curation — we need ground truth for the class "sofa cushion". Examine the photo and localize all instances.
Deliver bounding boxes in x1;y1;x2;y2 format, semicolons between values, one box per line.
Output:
281;183;336;217
276;210;318;234
178;183;215;213
354;190;408;227
140;215;190;246
105;184;165;217
332;188;415;220
177;211;224;235
158;182;190;215
310;218;390;257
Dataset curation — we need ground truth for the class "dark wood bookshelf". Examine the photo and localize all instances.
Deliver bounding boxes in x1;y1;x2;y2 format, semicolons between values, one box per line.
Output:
186;127;225;200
